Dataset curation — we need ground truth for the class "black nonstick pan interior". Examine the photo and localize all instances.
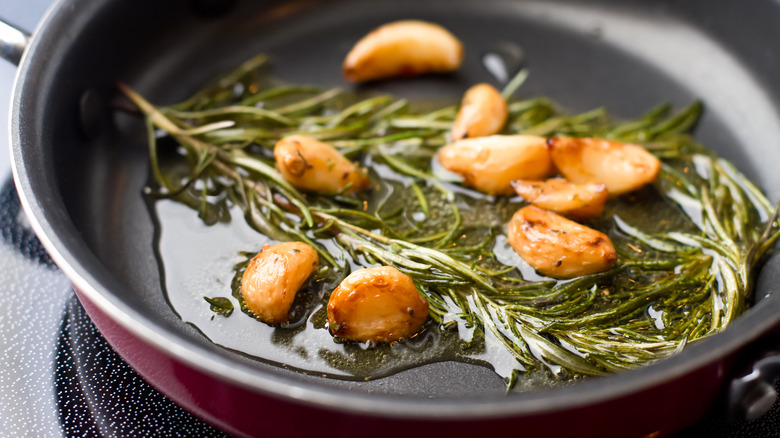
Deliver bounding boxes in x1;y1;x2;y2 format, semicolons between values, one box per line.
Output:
15;0;780;412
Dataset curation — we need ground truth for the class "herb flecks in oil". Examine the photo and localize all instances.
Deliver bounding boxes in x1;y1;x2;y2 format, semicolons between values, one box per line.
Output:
204;296;234;317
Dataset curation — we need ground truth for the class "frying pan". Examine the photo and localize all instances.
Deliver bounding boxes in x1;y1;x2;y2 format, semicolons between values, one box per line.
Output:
4;0;780;436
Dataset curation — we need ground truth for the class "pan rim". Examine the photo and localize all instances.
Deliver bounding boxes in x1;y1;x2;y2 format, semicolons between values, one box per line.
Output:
9;0;780;421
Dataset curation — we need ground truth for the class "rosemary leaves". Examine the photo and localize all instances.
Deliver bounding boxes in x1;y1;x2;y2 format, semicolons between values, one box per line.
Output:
121;54;780;386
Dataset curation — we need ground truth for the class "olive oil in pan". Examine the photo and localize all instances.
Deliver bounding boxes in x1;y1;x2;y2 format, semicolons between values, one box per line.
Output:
149;151;529;382
481;42;525;84
152;197;532;384
124;56;779;388
151;155;700;387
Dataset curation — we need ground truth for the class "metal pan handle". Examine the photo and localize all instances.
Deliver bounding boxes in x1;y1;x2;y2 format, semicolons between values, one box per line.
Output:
0;19;31;66
729;350;780;420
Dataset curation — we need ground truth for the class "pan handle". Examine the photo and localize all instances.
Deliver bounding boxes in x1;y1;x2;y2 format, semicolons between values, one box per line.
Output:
0;19;31;66
728;349;780;421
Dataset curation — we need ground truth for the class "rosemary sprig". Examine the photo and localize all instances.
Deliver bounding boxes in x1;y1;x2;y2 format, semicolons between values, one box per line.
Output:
121;54;780;386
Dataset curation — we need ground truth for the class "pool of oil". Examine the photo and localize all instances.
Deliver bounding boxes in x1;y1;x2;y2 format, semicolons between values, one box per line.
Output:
151;150;703;387
153;198;526;382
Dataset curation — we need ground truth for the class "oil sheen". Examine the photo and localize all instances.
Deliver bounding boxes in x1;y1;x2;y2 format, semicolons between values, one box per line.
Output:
151;157;697;389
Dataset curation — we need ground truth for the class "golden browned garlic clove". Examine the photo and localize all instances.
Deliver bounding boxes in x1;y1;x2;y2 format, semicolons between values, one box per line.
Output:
274;135;369;195
511;178;608;221
548;137;661;195
437;135;553;195
241;241;319;325
507;206;617;279
342;20;464;82
451;83;508;140
327;266;428;343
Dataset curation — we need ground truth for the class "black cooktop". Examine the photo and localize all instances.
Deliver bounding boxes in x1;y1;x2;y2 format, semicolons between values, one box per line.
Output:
1;2;780;437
